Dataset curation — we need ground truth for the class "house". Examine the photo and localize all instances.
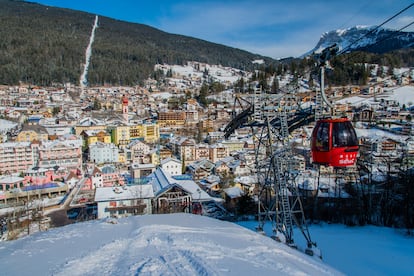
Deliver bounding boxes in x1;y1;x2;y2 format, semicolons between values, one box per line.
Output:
209;143;229;163
160;157;182;176
99;164;125;187
129;140;151;155
214;160;231;176
89;166;103;189
148;168;212;214
223;186;244;212
149;168;193;214
81;130;111;148
157;110;186;129
16;123;49;142
170;137;196;164
94;185;154;219
187;159;215;181
0;141;35;173
234;175;257;195
228;159;250;176
24;166;68;185
89;142;119;164
199;174;221;194
110;125;131;147
206;131;225;143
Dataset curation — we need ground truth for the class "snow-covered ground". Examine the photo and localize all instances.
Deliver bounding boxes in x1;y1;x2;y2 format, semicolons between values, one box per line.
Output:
337;85;414;108
1;213;413;275
238;221;414;276
0;214;339;276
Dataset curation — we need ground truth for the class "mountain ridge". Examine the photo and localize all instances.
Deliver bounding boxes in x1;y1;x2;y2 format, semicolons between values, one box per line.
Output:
1;0;413;86
303;25;414;57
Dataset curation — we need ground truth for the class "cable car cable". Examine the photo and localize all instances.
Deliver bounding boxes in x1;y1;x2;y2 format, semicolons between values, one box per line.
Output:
338;2;414;55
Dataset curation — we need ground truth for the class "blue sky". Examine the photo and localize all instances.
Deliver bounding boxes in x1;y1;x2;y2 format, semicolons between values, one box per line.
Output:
27;0;414;58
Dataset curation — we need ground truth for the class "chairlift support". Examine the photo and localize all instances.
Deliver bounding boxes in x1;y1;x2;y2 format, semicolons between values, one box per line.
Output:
224;89;321;258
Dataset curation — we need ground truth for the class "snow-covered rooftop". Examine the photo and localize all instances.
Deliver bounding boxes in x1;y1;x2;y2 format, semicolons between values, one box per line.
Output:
94;185;154;202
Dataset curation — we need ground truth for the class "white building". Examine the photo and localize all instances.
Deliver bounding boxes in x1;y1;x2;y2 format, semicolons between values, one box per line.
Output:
89;142;119;164
160;157;182;176
94;185;154;219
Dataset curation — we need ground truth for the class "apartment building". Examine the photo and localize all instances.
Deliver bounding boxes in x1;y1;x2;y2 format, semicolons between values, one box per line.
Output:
0;142;34;174
89;142;119;164
158;110;186;128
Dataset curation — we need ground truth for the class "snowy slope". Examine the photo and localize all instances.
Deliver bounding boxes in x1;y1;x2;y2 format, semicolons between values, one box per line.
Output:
0;214;340;276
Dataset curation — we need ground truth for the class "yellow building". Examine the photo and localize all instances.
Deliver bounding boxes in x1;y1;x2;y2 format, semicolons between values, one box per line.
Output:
111;125;130;147
81;130;112;147
16;123;48;142
130;122;160;144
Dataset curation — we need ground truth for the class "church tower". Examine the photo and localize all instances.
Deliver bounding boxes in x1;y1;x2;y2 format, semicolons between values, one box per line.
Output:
122;95;128;123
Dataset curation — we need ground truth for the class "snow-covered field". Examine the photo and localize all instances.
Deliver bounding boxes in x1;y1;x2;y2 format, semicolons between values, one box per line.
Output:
337;85;414;108
0;214;338;276
1;213;413;275
238;221;414;276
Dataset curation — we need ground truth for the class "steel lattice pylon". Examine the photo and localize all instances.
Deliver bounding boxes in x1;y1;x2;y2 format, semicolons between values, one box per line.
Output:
224;89;320;257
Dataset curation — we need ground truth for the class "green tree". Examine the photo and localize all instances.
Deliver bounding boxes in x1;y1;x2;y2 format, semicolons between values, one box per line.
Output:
93;99;101;110
197;82;209;106
52;106;60;115
271;76;279;93
236;194;256;215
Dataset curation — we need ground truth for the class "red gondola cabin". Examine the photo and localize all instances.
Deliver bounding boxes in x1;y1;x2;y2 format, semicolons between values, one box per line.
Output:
311;117;358;167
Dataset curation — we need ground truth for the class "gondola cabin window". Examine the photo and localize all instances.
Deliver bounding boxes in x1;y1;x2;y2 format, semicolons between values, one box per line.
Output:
332;121;358;148
313;122;329;151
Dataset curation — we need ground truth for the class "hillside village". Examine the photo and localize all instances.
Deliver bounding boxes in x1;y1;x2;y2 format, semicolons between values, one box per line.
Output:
0;61;413;239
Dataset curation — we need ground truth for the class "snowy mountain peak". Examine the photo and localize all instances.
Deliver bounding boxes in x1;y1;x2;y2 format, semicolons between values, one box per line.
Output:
303;25;414;58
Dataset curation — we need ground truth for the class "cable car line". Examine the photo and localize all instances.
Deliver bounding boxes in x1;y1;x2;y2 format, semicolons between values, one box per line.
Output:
338;2;414;55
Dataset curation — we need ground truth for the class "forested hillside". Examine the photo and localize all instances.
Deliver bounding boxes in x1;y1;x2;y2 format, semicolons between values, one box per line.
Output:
0;0;277;86
1;0;413;88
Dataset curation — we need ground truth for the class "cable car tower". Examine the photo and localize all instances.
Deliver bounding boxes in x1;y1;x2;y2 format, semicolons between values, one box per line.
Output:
224;86;320;257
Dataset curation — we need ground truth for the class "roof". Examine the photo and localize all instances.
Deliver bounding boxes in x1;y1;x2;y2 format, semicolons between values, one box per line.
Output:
0;175;25;184
224;186;244;199
160;157;181;165
101;165;116;174
21;123;48;134
0;119;18;132
150;167;179;195
149;168;212;201
94;185;154;202
178;180;212;201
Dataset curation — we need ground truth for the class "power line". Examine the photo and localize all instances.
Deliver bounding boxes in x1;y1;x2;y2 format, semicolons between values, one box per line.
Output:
339;3;414;54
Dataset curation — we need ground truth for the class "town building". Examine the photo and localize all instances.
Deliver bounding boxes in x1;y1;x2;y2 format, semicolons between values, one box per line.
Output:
89;142;119;164
94;185;154;219
160;157;182;176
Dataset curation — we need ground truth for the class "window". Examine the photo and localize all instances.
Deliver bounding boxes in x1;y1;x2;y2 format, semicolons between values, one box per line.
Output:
333;121;358;148
314;122;329;151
